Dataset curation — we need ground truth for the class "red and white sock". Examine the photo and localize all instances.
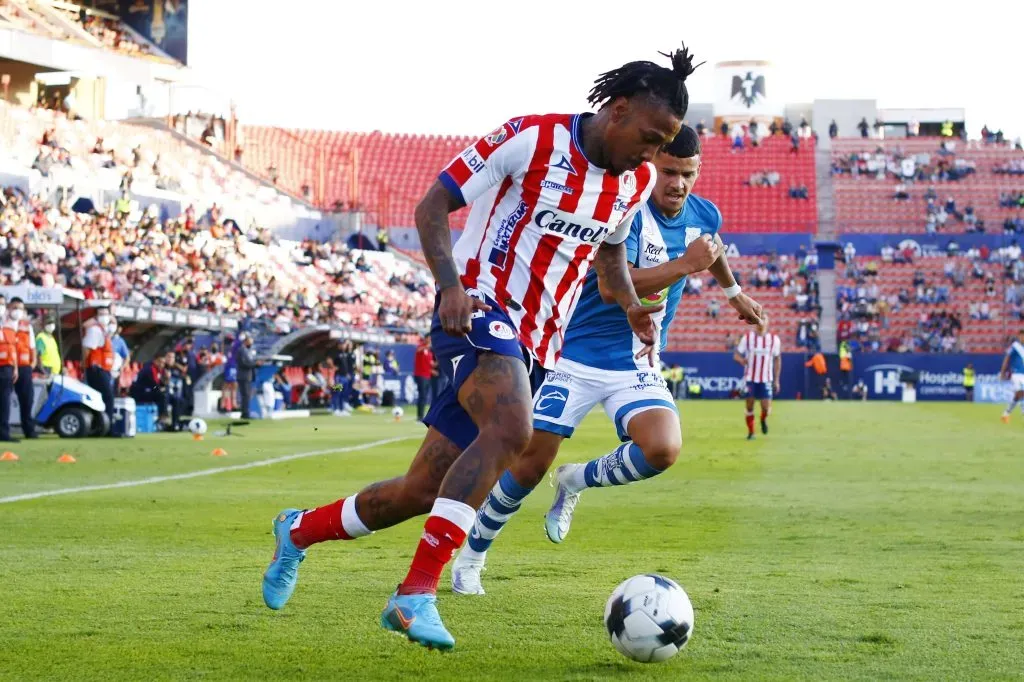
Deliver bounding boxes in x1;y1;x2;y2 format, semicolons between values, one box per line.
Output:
290;495;372;549
745;410;755;435
398;498;476;595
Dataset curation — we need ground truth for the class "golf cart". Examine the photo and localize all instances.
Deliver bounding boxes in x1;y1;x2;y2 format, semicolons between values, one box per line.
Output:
1;285;111;438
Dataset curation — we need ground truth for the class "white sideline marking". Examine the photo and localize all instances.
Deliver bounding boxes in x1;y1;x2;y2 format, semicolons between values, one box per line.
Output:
0;435;418;505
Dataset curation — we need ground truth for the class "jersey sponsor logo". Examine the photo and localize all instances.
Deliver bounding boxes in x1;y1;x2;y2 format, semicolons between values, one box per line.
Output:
535;386;569;418
460;147;486;174
488;200;529;268
422;532;439;548
545;370;573;385
488;321;515;340
485;126;507;146
534;210;609;244
613;198;630;213
550;154;577;175
644;243;665;258
540;179;574;195
465;288;488;319
630;371;667;391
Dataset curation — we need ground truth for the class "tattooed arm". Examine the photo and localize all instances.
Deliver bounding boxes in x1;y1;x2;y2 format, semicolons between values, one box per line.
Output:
415;181;491;336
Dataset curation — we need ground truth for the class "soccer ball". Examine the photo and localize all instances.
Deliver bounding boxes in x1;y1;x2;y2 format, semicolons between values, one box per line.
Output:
187;417;208;435
391;406;404;419
604;574;694;663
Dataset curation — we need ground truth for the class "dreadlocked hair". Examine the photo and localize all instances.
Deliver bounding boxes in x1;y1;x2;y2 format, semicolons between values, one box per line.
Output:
588;42;704;117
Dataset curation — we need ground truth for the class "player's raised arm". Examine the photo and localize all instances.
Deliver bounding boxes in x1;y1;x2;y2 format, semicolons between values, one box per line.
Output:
707;233;763;326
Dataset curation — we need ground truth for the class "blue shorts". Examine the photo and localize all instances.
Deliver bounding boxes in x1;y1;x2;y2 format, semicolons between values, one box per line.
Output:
746;381;773;400
423;291;546;450
224;365;238;383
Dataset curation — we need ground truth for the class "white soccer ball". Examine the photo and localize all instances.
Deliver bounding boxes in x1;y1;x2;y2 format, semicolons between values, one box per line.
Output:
604;574;694;663
391;406;404;419
188;417;208;435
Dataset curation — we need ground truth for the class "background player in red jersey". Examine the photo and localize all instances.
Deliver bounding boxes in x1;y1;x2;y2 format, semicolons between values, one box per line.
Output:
262;45;702;650
734;317;782;439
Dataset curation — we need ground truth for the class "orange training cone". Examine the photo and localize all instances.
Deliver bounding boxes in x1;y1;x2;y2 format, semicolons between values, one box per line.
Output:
0;451;19;461
57;453;77;463
192;433;204;441
211;448;227;457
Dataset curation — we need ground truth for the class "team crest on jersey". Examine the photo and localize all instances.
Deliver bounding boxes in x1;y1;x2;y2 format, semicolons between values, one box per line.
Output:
550;154;578;175
620;170;637;194
488;321;515;340
485;126;507;146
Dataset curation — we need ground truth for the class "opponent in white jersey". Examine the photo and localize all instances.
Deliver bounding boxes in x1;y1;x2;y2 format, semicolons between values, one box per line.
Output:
733;320;782;439
262;46;703;651
450;126;764;596
999;329;1024;422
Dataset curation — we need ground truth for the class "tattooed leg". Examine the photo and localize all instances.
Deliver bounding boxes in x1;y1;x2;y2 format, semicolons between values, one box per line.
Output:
354;427;461;530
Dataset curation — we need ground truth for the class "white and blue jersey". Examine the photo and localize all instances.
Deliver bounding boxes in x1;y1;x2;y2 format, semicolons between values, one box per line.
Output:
560;194;722;371
1006;341;1024;391
533;194;723;440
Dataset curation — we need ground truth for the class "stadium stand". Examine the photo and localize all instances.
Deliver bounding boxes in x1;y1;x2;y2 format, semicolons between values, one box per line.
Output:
834;246;1024;353
667;254;818;352
0;0;176;62
237;126;818;234
832;137;1024;234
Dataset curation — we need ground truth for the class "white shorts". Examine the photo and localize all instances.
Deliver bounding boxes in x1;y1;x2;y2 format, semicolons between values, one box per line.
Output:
532;357;678;441
1012;374;1024;392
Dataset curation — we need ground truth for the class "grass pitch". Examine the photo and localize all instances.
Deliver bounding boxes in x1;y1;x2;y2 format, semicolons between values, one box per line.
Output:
0;402;1022;681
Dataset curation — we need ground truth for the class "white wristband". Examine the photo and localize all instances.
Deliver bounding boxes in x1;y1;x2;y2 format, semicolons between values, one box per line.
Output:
722;284;742;299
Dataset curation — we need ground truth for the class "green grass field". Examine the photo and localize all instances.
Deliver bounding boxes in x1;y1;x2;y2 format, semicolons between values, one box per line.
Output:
1;402;1022;681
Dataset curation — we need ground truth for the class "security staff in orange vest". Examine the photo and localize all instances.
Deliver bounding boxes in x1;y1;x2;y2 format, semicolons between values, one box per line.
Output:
7;298;38;438
82;306;116;427
0;294;18;442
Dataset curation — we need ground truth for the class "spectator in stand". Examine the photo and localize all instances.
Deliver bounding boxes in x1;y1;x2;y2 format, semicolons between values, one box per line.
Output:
908;119;920;137
110;323;130;396
828;120;838;139
858;117;870;138
893;183;909;200
221;334;238;413
706;299;719;319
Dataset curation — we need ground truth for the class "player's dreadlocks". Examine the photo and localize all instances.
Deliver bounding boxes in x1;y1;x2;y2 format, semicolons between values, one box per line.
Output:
588;43;704;117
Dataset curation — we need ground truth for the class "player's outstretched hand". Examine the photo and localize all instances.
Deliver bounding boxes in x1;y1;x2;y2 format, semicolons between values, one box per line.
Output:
730;292;764;326
680;234;720;275
438;287;491;337
627;302;663;367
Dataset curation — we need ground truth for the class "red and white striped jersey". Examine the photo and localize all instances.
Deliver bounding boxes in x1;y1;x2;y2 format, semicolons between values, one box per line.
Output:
440;113;655;369
736;331;782;383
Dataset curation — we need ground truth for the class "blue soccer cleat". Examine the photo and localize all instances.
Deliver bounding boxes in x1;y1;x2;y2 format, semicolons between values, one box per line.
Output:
262;508;306;610
380;591;455;650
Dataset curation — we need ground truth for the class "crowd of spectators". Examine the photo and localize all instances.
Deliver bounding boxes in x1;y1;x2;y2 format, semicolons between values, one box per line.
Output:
0;185;433;334
832;144;977;183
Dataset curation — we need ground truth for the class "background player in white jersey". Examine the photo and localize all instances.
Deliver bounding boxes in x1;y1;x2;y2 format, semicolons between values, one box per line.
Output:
999;329;1024;423
450;126;764;595
734;318;782;440
261;46;703;650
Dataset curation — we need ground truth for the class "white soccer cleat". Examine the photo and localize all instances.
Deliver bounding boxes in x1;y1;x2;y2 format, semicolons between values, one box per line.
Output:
451;550;486;596
545;464;583;544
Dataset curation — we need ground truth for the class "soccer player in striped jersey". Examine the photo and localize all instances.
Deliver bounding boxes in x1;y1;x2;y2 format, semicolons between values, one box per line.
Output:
450;126;764;596
733;319;782;439
261;46;703;650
